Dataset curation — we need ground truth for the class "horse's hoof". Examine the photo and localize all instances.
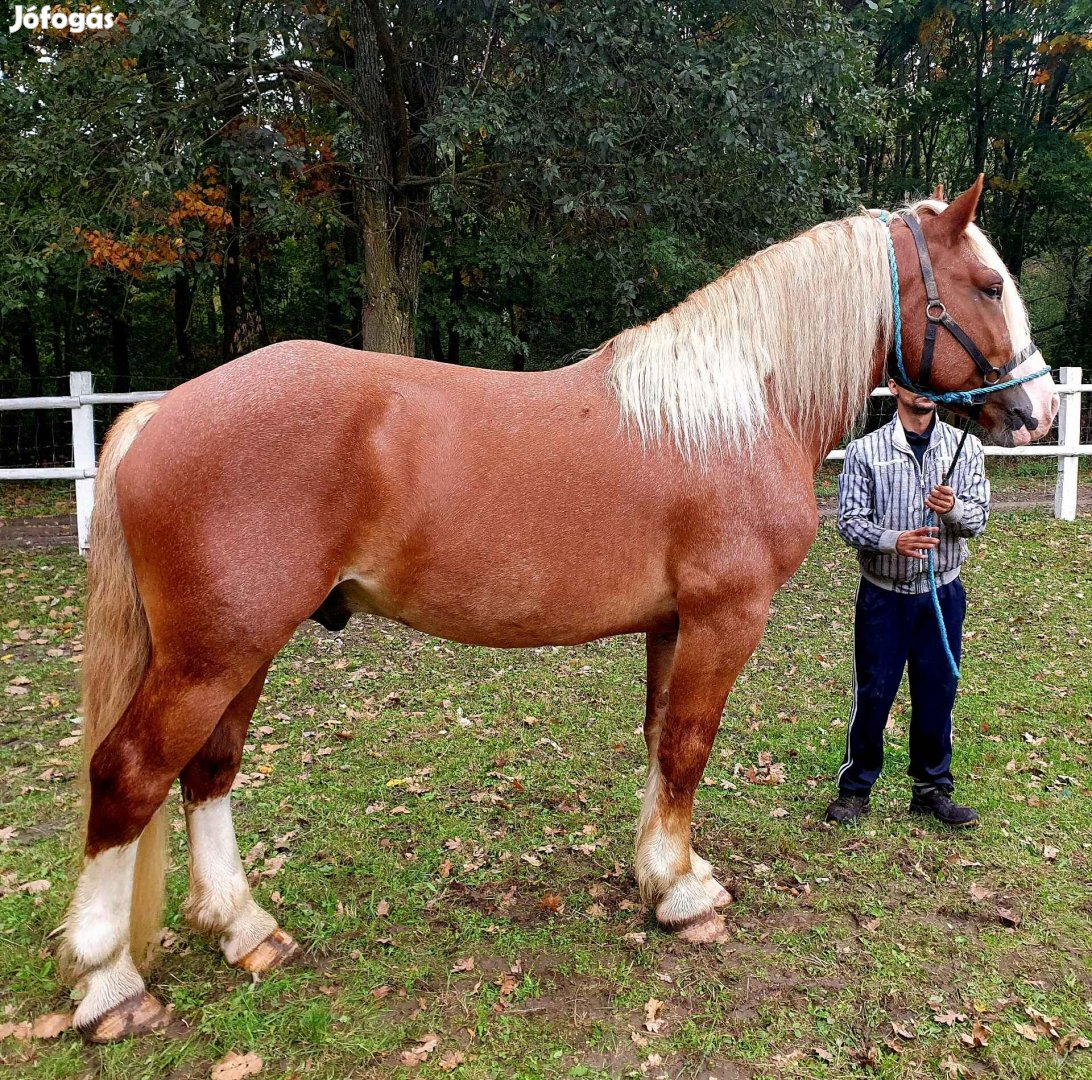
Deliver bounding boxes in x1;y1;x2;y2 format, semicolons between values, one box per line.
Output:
703;876;733;908
667;910;729;945
79;991;170;1044
236;928;302;974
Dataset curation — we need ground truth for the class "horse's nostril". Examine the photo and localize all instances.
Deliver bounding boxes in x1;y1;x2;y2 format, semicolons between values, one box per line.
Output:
1012;407;1037;432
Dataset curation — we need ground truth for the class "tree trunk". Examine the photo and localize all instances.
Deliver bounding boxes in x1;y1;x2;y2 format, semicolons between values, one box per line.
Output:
251;259;270;348
17;306;43;397
359;193;419;355
220;180;244;362
349;0;452;357
972;0;989;176
108;281;131;394
174;274;196;378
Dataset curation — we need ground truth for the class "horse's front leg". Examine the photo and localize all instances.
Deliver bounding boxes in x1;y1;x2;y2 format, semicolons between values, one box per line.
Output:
642;630;733;910
635;606;768;943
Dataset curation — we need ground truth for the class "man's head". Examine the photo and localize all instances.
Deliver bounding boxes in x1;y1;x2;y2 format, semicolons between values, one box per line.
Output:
888;378;937;418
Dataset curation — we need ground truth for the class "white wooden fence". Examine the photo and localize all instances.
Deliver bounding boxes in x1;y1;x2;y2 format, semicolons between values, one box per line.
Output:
1;368;1089;552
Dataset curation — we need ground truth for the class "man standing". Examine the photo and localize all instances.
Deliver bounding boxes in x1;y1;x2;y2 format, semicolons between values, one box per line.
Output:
826;379;991;827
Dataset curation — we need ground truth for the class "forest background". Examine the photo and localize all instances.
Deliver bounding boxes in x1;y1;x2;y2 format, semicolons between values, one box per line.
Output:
1;0;1090;464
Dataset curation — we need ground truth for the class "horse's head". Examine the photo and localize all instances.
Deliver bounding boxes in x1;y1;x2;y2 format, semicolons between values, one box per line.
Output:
888;176;1058;446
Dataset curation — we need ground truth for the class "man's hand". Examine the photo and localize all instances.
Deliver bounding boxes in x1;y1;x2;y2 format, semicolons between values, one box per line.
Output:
895;527;939;560
925;484;955;515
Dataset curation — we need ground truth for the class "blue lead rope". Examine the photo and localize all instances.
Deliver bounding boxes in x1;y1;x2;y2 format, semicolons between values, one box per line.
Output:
924;504;959;679
876;209;1051;682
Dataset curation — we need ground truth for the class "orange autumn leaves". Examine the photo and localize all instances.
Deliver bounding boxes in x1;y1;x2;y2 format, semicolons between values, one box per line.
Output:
75;169;232;278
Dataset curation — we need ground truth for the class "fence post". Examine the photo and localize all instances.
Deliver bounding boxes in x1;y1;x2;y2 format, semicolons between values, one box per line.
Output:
1054;366;1080;522
70;371;95;554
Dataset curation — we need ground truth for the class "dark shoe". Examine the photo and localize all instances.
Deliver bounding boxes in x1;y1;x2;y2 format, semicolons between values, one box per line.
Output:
825;792;870;824
909;785;979;827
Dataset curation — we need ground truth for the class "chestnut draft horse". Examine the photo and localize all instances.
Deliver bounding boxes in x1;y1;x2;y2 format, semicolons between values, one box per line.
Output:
59;178;1057;1040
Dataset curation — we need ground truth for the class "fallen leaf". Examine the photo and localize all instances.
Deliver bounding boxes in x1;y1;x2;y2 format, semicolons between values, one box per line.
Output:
933;1009;967;1026
1025;1006;1061;1039
260;856;285;878
850;1046;880;1068
19;879;50;894
1014;1022;1040;1042
890;1021;915;1040
400;1033;440;1067
1058;1033;1092;1053
438;1049;465;1071
376;900;390;917
960;1020;990;1047
939;1056;968;1078
1043;845;1059;861
968;883;992;902
813;1046;835;1062
772;1049;807;1066
210;1050;264;1079
643;997;665;1034
29;1012;71;1039
451;956;474;973
996;906;1021;928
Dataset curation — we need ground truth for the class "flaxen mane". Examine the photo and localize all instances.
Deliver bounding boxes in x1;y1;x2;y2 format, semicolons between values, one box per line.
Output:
607;213;894;459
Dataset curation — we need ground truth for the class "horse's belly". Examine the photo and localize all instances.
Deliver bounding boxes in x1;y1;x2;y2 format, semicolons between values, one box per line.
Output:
339;561;675;648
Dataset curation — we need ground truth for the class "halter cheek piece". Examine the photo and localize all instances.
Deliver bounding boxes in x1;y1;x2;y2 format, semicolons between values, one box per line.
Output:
877;209;1050;411
901;213;1037;393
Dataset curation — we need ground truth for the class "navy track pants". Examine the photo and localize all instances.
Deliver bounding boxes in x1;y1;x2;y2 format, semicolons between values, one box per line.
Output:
836;576;966;795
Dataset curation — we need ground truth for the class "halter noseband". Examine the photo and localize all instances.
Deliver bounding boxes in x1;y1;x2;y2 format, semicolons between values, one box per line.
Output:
877;209;1050;408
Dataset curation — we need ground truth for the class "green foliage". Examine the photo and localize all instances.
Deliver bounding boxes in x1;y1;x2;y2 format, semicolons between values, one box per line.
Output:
0;0;1089;394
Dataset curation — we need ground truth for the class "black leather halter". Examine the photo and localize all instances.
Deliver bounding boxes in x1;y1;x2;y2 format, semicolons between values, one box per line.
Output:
896;213;1038;393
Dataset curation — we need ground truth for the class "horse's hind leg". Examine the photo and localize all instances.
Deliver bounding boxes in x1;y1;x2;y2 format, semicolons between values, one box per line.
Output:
179;662;301;971
641;631;732;911
62;659;251;1040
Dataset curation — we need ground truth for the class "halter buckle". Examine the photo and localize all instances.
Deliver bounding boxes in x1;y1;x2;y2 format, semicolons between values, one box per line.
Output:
983;367;1002;385
926;300;946;323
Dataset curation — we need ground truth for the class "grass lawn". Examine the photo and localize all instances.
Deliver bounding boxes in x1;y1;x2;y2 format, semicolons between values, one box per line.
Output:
0;513;1089;1079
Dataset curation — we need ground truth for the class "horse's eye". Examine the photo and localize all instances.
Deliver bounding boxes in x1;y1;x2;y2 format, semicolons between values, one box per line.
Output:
983;282;1003;300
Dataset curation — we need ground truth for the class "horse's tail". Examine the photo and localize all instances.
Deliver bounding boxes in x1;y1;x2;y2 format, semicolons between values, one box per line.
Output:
78;400;163;971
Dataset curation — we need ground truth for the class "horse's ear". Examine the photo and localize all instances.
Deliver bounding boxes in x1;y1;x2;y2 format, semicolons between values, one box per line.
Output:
939;174;984;237
931;182;945;201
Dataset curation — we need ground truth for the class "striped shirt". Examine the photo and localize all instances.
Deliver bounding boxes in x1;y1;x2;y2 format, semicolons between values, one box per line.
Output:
837;416;990;594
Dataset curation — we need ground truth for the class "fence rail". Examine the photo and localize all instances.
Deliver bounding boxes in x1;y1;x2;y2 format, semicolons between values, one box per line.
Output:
1;369;1089;552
